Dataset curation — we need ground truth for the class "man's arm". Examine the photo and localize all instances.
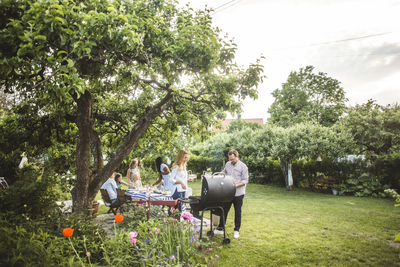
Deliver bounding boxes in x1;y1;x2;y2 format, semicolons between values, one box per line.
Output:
236;163;249;188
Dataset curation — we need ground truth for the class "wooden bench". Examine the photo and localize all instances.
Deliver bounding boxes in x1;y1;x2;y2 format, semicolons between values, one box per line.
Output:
311;177;336;192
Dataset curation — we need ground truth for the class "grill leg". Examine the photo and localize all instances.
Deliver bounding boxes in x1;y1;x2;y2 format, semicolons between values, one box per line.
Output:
216;206;227;239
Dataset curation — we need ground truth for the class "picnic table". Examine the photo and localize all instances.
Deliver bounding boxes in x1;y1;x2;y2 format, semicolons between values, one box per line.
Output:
125;190;179;219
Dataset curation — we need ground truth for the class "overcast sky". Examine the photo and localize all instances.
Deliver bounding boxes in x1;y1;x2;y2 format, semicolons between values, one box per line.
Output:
179;0;400;121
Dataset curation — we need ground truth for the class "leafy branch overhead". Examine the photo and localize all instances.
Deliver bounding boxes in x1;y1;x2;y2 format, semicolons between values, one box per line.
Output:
0;0;264;213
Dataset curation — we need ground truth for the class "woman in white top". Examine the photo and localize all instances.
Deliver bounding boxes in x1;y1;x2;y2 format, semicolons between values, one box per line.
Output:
170;150;189;211
126;159;142;189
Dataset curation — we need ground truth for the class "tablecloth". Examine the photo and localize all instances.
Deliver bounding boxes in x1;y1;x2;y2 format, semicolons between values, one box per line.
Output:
125;190;173;201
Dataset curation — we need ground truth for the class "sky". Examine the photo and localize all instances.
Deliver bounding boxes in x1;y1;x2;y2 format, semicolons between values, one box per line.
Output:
179;0;400;121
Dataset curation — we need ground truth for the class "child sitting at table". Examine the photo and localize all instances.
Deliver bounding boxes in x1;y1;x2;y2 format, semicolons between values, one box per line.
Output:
126;159;143;189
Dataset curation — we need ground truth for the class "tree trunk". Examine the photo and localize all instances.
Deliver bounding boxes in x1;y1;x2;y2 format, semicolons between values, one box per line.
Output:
71;90;93;214
280;160;293;190
86;92;174;205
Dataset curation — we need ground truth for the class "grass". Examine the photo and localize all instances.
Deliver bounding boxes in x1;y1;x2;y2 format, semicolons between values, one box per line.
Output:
188;180;400;266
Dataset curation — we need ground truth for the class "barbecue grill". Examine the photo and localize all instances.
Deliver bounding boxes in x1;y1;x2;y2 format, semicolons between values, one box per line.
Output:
181;172;235;244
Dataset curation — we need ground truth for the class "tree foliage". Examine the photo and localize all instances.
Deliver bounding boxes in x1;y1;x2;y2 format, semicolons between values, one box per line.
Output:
0;0;264;213
268;65;347;127
343;100;400;156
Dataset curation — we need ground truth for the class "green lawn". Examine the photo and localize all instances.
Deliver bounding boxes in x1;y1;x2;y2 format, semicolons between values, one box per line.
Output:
188;180;400;266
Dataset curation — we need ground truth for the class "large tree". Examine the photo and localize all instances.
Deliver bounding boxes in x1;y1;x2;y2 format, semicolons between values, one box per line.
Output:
269;123;352;189
0;0;264;213
268;65;347;127
343;100;400;156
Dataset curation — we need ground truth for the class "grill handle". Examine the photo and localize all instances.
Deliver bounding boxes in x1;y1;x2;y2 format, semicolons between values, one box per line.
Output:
211;172;226;178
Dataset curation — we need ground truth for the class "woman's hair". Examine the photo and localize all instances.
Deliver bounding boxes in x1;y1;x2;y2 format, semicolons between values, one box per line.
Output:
114;173;122;182
172;150;189;170
155;157;163;173
129;159;138;168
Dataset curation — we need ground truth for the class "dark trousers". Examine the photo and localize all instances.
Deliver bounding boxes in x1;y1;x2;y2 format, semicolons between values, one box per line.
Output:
217;195;244;231
172;189;185;211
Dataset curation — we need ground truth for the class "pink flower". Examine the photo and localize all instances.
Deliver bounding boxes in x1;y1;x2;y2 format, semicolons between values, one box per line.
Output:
129;232;138;245
129;232;138;238
218;246;223;249
181;212;193;221
163;218;167;223
149;231;153;236
156;228;161;234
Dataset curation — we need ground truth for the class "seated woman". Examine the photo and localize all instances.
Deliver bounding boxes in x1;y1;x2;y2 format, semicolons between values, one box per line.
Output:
126;159;143;189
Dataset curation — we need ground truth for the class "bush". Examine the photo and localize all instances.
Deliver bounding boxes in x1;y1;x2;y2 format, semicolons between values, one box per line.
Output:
187;155;224;176
0;163;60;220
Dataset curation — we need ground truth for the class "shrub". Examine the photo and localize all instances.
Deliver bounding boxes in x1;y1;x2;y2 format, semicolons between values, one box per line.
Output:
187;155;224;176
0;163;60;220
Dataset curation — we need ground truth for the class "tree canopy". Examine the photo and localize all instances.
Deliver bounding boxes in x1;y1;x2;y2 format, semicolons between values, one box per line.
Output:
0;0;264;213
343;100;400;156
268;65;347;127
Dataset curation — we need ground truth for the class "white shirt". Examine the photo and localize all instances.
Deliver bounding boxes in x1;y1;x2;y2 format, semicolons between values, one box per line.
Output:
170;165;187;193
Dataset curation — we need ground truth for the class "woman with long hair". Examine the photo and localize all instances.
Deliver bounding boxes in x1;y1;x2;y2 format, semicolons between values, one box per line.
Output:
152;157;171;192
126;159;142;189
170;150;189;211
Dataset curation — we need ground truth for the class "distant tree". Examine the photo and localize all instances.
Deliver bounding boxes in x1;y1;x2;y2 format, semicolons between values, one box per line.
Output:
269;123;351;189
343;100;400;156
268;66;347;127
226;119;262;133
0;0;264;213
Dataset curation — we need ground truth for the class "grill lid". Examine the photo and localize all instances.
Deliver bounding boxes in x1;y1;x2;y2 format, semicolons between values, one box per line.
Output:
200;172;235;206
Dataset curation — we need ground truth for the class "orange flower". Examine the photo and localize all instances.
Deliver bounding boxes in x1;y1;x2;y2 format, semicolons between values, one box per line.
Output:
115;214;124;223
63;228;74;237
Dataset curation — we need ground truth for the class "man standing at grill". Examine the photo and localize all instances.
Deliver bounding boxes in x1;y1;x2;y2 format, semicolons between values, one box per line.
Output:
214;149;249;239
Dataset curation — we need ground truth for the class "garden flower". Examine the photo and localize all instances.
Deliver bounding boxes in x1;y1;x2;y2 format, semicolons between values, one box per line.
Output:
149;231;153;236
129;232;138;245
144;239;150;243
181;212;193;221
169;255;175;261
62;228;74;238
129;231;138;238
86;252;91;258
156;228;161;234
114;214;124;223
218;246;223;249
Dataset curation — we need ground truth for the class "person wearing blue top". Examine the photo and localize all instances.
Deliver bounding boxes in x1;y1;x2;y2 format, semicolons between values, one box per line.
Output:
153;157;172;192
101;173;125;208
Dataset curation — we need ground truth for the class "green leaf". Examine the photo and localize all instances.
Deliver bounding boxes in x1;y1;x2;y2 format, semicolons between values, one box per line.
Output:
67;59;74;68
395;233;400;242
34;35;47;41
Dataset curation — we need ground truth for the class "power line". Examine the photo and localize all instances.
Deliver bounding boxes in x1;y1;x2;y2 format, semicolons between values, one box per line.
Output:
269;31;398;51
213;0;237;11
307;32;394;47
213;0;242;13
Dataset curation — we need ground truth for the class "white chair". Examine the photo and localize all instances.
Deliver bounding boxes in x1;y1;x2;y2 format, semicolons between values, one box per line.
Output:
187;170;197;182
0;177;9;189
